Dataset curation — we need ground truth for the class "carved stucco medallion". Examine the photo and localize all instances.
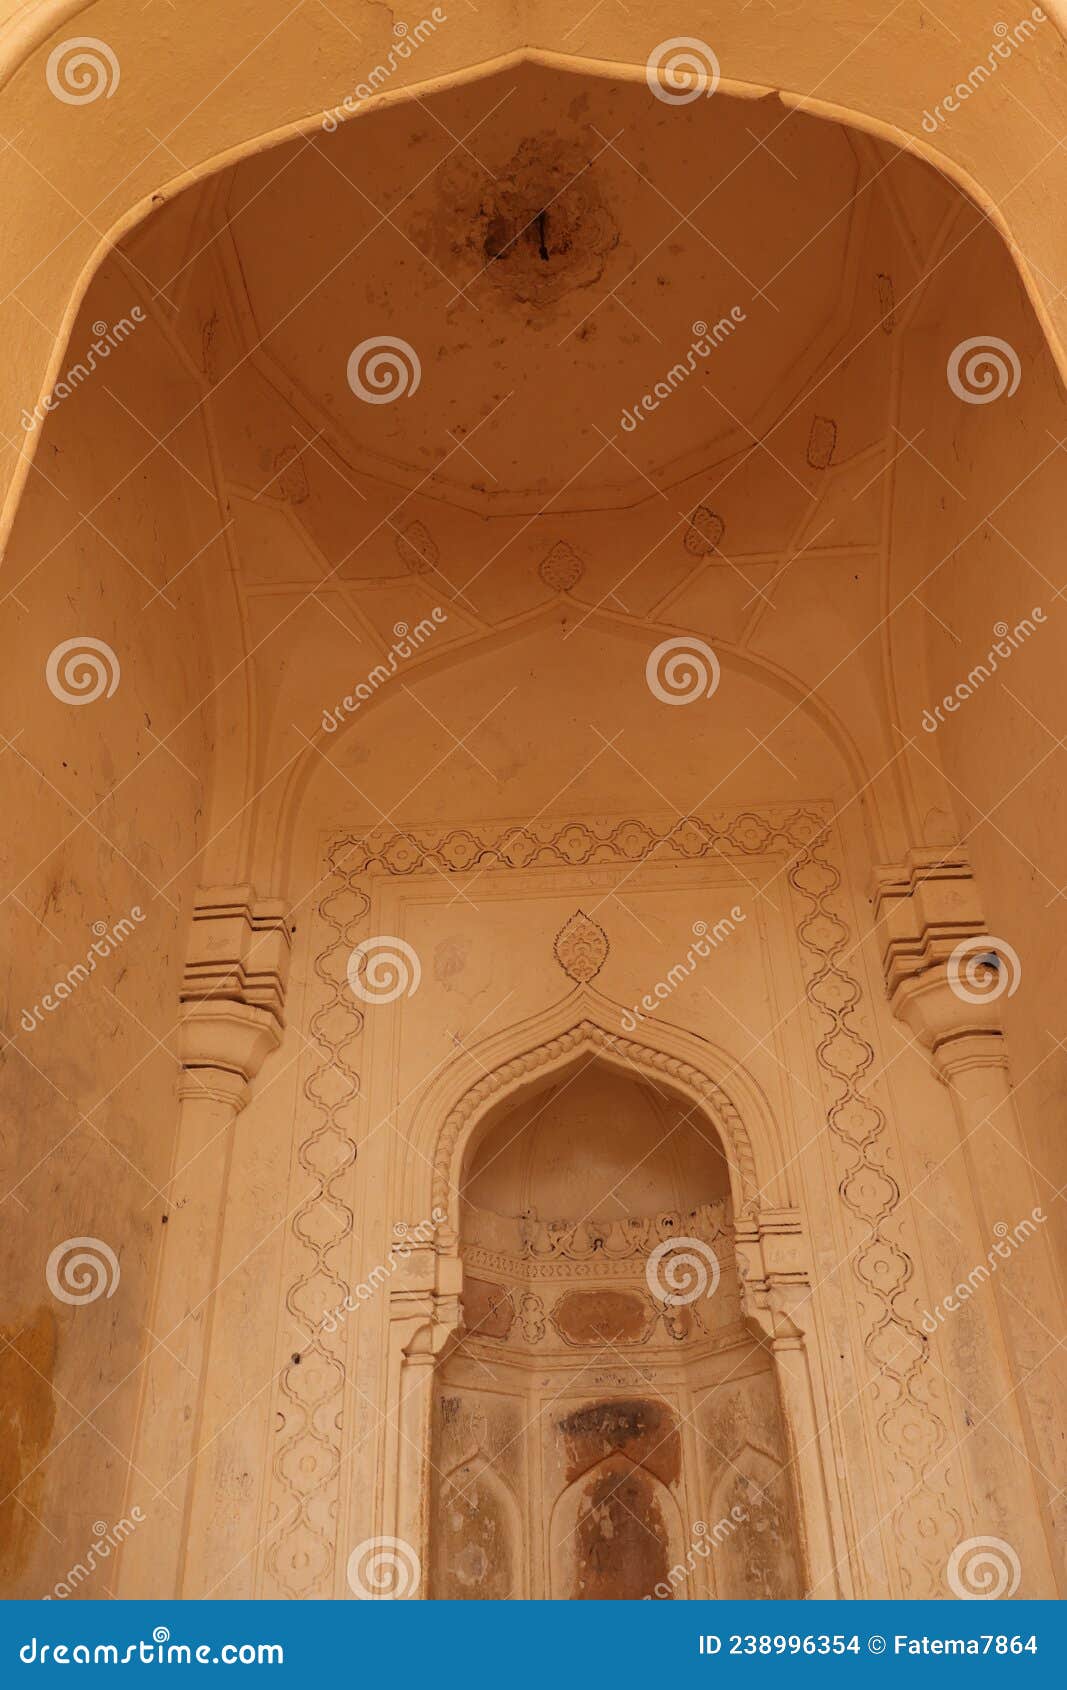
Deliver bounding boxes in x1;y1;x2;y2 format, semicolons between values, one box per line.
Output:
394;520;439;574
539;541;584;592
553;909;608;984
683;504;725;557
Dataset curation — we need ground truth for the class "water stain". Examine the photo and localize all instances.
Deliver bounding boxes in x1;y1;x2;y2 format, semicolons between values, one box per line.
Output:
0;1306;58;1586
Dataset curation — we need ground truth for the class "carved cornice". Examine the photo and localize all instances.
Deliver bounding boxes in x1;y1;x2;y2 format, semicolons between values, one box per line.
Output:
871;849;1008;1072
451;1317;755;1370
472;1200;734;1270
181;884;291;1022
871;847;987;995
179;885;291;1093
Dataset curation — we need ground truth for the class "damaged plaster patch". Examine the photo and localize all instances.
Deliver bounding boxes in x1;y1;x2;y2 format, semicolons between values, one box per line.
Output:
571;1459;672;1599
558;1396;680;1487
422;135;619;309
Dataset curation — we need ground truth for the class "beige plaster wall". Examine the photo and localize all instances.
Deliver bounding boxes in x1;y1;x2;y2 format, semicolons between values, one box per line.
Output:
0;259;218;1596
889;197;1067;1281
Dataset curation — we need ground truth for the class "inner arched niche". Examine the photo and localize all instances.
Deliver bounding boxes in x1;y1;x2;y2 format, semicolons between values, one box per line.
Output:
428;1058;802;1600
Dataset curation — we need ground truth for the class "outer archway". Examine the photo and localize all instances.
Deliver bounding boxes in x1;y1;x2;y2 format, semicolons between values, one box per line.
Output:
3;11;1065;1607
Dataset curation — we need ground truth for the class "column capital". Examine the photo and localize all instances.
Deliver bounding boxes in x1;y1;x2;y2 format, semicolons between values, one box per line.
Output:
178;1000;283;1096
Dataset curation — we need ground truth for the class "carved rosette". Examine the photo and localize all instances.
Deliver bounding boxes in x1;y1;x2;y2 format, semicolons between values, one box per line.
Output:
538;540;584;592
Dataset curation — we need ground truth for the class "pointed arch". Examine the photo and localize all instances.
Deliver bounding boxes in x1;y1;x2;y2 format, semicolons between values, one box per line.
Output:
708;1439;804;1601
429;1451;524;1601
401;984;789;1225
548;1448;688;1600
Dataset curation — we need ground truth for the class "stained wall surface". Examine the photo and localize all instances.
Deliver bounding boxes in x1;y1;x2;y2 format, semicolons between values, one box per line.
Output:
0;256;220;1594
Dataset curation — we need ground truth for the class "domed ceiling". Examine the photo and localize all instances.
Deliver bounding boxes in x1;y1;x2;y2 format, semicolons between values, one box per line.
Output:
116;54;957;743
217;63;862;513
